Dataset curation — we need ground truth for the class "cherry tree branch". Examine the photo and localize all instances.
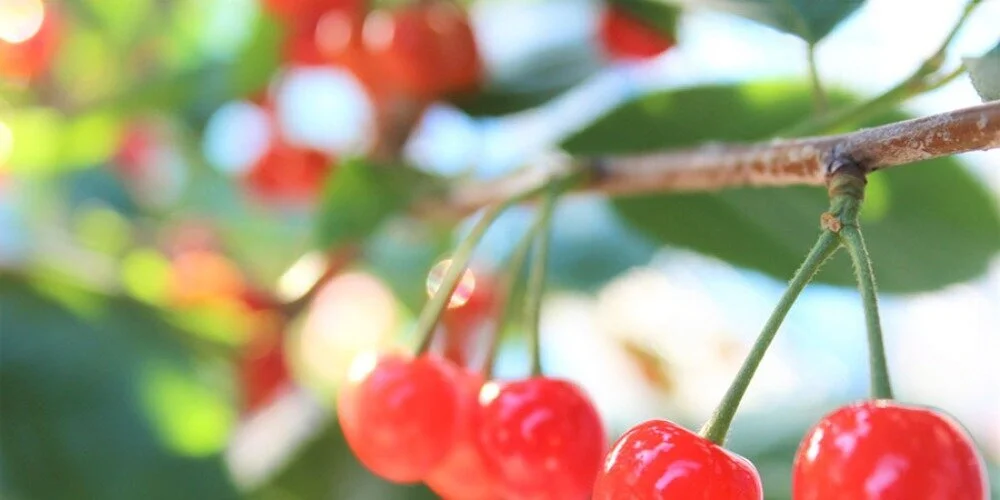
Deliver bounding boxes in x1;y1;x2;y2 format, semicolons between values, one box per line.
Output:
450;100;1000;210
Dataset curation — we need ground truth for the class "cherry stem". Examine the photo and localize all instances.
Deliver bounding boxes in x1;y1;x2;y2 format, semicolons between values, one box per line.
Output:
415;202;508;356
806;43;828;114
784;0;981;137
700;230;841;446
841;225;894;400
415;170;584;357
483;219;541;379
525;187;558;377
828;172;895;400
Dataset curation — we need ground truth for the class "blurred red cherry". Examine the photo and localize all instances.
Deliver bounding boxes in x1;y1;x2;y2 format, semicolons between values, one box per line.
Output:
0;1;61;81
244;141;333;202
437;273;498;367
424;369;501;500
240;329;290;412
363;3;482;98
598;5;674;61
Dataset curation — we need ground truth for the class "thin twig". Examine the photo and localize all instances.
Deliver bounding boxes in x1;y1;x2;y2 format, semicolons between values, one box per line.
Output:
449;100;1000;210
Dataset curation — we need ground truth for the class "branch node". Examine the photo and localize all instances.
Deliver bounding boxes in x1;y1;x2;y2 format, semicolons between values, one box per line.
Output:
826;147;867;201
820;212;843;233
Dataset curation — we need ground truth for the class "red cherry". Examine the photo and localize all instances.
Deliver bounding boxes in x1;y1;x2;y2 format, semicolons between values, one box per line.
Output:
598;6;674;61
425;369;502;500
792;400;988;500
0;2;61;80
240;330;291;412
477;377;606;499
263;0;363;20
239;289;290;413
364;4;482;97
593;419;762;499
244;142;333;201
338;353;465;483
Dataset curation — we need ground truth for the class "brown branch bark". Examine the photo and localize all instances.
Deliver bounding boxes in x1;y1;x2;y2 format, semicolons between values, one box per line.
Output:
449;100;1000;210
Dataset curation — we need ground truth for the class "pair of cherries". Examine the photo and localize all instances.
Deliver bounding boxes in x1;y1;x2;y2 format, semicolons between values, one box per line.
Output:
594;401;988;499
337;353;607;499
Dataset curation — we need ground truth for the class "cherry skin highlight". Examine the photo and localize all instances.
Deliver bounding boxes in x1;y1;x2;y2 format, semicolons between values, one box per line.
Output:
598;5;674;61
792;400;988;500
593;419;762;500
337;353;464;483
476;377;606;499
424;369;501;500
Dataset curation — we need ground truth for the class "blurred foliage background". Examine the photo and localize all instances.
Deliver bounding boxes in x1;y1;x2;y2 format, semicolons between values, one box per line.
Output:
1;0;999;498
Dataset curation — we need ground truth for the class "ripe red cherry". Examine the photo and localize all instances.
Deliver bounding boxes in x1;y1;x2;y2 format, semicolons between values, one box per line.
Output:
364;4;482;97
244;142;333;202
476;377;606;499
593;419;762;500
424;369;501;500
238;289;291;413
0;2;61;80
792;400;988;500
338;353;465;483
598;5;674;61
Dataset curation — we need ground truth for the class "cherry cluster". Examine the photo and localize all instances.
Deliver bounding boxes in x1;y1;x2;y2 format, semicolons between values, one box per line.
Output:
337;272;988;498
337;276;608;499
245;0;674;201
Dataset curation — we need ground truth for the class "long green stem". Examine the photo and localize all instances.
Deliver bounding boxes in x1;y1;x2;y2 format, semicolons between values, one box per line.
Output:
414;173;575;355
415;202;509;355
841;225;894;400
807;44;828;114
785;0;982;137
700;230;841;445
482;219;541;378
524;188;558;377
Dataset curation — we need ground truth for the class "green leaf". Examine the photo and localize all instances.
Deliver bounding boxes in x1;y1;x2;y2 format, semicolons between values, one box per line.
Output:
547;199;658;291
1;108;123;174
670;0;864;44
229;13;285;98
563;82;1000;292
316;159;440;250
0;276;240;500
964;41;1000;102
454;44;603;117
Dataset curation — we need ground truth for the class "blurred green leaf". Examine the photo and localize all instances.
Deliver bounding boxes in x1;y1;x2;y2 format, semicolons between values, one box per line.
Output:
316;159;439;251
230;13;286;98
452;86;568;118
670;0;864;43
363;217;453;313
547;198;658;291
455;44;603;117
249;420;437;500
0;276;240;500
562;82;1000;292
964;41;1000;101
1;108;123;174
